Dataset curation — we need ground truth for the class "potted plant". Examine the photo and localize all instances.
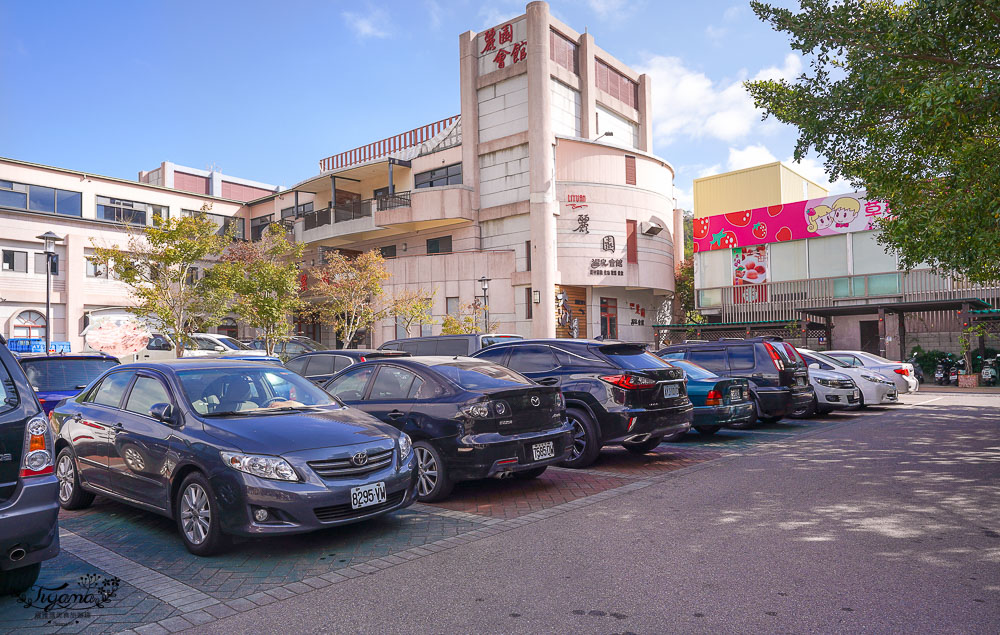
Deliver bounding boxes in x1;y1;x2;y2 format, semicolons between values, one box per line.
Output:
958;324;987;388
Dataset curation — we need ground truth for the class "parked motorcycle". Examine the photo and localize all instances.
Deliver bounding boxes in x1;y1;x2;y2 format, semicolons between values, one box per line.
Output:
982;356;998;387
907;352;925;384
935;355;953;385
950;358;967;385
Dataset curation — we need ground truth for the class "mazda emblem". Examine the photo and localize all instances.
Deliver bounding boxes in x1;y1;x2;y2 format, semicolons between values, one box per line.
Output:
351;451;369;466
530;396;540;407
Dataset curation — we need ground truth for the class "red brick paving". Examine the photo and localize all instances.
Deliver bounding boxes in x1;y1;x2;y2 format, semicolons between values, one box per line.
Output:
427;468;626;519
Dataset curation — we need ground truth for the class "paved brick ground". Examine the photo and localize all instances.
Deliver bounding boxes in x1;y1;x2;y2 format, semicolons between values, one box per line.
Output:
584;444;728;478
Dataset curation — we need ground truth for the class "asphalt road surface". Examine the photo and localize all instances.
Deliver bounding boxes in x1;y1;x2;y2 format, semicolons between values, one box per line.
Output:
196;393;1000;634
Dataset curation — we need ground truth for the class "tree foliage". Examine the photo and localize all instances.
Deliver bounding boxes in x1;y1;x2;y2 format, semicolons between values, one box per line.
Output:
391;288;436;338
215;223;304;356
672;257;703;324
745;0;1000;283
440;302;495;335
91;211;233;357
309;249;390;348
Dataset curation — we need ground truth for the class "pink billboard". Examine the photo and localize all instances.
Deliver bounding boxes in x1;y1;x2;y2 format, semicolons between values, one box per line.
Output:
693;191;891;252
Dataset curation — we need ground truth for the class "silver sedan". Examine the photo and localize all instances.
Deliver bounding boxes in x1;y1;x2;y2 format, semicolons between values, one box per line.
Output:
824;350;918;394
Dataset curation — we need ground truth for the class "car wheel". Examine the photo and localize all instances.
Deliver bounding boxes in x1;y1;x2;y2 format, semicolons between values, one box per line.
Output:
623;435;664;454
513;466;547;480
857;392;868;409
56;449;94;510
791;396;817;419
176;473;229;557
560;409;601;468
695;426;720;436
413;442;454;502
0;563;41;596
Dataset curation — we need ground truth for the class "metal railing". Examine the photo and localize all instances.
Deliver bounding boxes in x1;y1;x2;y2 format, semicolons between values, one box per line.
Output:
318;116;460;171
301;192;411;232
697;269;1000;322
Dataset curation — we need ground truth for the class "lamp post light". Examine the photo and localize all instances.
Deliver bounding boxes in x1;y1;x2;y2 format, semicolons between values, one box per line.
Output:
479;276;490;333
36;231;63;353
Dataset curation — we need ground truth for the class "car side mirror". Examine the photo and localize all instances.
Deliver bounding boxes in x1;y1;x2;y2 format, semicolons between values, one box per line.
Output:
149;402;175;424
809;363;820;370
214;345;226;352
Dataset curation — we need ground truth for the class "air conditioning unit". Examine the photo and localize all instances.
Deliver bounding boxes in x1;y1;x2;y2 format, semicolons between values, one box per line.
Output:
640;221;663;236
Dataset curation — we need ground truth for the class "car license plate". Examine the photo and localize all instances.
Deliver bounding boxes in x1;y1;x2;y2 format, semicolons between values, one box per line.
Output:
350;482;386;510
796;377;805;386
662;383;680;398
853;389;860;399
532;441;555;461
729;387;742;401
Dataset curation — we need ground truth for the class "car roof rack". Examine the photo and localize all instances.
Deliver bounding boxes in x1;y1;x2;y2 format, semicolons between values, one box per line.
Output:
681;339;708;343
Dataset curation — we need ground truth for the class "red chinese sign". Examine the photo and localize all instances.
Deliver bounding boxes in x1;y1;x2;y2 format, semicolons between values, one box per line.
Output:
479;19;527;73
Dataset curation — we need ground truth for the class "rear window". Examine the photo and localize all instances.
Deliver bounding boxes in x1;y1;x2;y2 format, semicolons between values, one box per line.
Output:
669;359;717;380
604;351;672;370
0;356;18;413
432;361;531;390
688;349;728;373
727;346;756;370
481;335;523;348
21;358;119;392
436;339;470;356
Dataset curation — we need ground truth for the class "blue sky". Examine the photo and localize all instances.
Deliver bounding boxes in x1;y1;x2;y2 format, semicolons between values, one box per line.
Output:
0;0;846;208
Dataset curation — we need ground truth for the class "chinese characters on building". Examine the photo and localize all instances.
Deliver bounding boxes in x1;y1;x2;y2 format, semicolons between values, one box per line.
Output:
601;235;615;252
590;257;624;276
573;214;590;234
628;302;645;326
481;23;527;70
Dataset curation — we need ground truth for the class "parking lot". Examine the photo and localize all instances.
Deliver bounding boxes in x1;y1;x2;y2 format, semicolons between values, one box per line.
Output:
0;399;918;635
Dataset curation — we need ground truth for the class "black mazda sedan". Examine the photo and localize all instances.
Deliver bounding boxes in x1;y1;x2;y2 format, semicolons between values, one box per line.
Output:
50;360;418;556
323;357;573;502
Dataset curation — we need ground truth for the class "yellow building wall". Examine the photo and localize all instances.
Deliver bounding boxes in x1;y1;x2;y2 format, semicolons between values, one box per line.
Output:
693;161;828;219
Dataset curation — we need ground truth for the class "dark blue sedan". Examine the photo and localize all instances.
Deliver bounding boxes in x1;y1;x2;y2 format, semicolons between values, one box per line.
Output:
50;360;417;555
18;353;120;414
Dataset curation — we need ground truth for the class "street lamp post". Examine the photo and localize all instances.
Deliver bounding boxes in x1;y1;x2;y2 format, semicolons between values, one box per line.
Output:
36;231;63;353
479;276;490;333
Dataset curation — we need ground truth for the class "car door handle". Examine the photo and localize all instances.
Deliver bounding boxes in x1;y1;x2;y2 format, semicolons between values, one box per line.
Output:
537;378;559;386
387;410;405;420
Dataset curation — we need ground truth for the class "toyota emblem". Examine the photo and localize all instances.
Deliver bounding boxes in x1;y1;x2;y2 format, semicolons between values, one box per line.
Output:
530;396;540;407
351;451;369;466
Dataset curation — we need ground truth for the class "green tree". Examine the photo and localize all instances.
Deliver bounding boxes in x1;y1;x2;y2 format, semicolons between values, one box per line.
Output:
92;212;233;357
310;249;390;348
745;0;1000;283
440;302;494;334
391;288;436;338
216;223;304;356
672;257;703;324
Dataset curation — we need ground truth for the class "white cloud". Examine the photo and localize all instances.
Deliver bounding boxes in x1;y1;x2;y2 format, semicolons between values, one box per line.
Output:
637;53;802;146
674;184;693;211
723;5;743;22
697;163;722;178
588;0;628;19
425;0;443;29
342;7;390;39
726;144;778;171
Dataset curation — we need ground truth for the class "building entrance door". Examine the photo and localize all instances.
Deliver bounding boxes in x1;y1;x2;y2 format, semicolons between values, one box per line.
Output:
859;320;880;355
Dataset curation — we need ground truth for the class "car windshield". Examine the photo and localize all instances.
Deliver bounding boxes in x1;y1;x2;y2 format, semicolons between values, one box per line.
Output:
432;360;532;390
295;337;329;351
217;336;249;350
21;358;120;392
807;351;850;368
668;359;717;379
177;367;336;416
601;344;673;370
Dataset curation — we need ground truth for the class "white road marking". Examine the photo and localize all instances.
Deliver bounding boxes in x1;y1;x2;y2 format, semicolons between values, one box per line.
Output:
903;397;944;407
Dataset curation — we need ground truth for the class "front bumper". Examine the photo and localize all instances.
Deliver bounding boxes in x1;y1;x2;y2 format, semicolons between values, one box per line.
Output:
602;403;694;444
446;424;574;482
816;385;861;409
212;453;419;537
693;401;754;428
0;475;60;571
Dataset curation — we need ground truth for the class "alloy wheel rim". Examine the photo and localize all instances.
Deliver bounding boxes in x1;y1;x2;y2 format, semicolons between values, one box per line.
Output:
415;447;438;497
569;418;587;460
56;455;74;503
180;483;211;545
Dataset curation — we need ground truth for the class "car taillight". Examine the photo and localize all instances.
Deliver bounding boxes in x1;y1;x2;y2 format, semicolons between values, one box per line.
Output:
21;416;54;478
763;343;785;371
600;374;656;389
894;368;909;376
781;343;803;364
705;389;723;406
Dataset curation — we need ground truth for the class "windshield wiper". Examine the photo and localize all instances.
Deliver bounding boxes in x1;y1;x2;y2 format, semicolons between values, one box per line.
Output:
201;410;263;417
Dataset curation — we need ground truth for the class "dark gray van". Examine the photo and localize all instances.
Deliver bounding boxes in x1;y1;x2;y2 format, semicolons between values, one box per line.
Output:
379;334;523;356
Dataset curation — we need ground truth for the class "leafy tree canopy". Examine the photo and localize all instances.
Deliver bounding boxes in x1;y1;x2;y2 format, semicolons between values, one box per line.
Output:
746;0;1000;283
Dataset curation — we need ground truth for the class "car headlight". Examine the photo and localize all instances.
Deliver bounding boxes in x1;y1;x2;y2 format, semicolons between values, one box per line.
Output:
816;377;837;387
861;373;881;384
220;451;298;481
397;432;412;465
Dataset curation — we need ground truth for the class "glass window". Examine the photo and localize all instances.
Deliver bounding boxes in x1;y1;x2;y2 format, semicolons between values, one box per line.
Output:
695;249;731;288
604;350;672;370
0;356;17;413
28;186;56;213
426;236;452;254
432;360;531;390
146;334;173;351
481;335;523;347
20;358;119;392
324;365;375;401
667;359;717;379
414;163;462;189
687;349;728;373
306;354;336;377
284;340;308;355
446;297;459;316
34;253;58;276
600;298;618;339
90;372;135;408
506;345;558;373
251;215;272;241
807;234;848;278
769;240;808;282
868;273;901;295
2;250;28;273
285;356;308;374
801;353;833;370
380;245;396;259
125;376;172;416
525;287;533;319
369;366;421;400
56;190;82;216
177;368;336;414
852;231;897;275
473;346;508;364
828;353;861;367
86;256;108;278
333;356;351;372
436;338;469;356
97;196;148;226
727;346;756;370
216;336;246;350
192;336;218;351
0;184;28;208
13;310;46;338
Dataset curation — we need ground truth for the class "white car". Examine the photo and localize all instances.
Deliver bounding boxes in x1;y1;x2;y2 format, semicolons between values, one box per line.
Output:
825;350;918;394
798;349;898;406
796;367;861;416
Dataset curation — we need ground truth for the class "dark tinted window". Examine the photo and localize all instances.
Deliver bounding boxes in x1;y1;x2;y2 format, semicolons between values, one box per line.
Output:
668;359;718;380
436;338;469;356
604;351;672;370
333;356;351;372
125;376;172;416
473;346;508;363
147;334;172;351
307;354;336;377
802;353;833;370
369;366;422;400
688;349;728;373
0;356;18;413
481;335;523;347
284;341;308;355
324;366;375;401
21;358;119;392
658;351;684;360
727;346;756;370
506;345;557;373
285;356;308;374
89;371;135;408
433;361;531;390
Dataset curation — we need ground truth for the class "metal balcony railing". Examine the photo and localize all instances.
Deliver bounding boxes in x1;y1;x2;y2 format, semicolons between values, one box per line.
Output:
301;191;411;231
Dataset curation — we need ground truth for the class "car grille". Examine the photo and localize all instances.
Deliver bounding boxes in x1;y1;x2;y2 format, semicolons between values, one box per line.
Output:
308;448;393;478
834;380;855;389
314;490;406;523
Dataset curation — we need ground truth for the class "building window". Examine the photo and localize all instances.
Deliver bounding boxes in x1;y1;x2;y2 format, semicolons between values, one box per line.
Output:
525;240;531;271
380;245;397;259
415;163;462;189
86;256;108;278
600;297;618;339
2;249;28;273
525;287;533;319
550;29;578;74
446;297;459;317
625;155;636;185
218;318;238;339
427;235;452;254
250;215;273;241
626;220;638;264
13;310;46;338
182;209;246;240
595;59;639;109
34;253;58;276
0;180;81;216
96;196;166;226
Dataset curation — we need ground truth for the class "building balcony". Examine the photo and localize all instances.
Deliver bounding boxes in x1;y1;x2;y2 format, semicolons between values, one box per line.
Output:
696;269;1000;323
295;185;474;247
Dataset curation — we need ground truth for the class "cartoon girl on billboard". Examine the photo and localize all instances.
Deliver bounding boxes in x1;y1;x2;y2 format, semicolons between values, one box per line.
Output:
805;196;860;233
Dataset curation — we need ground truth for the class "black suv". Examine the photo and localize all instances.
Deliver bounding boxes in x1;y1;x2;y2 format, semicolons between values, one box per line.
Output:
472;339;692;467
657;337;813;425
0;337;59;594
379;334;523;356
286;349;411;384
